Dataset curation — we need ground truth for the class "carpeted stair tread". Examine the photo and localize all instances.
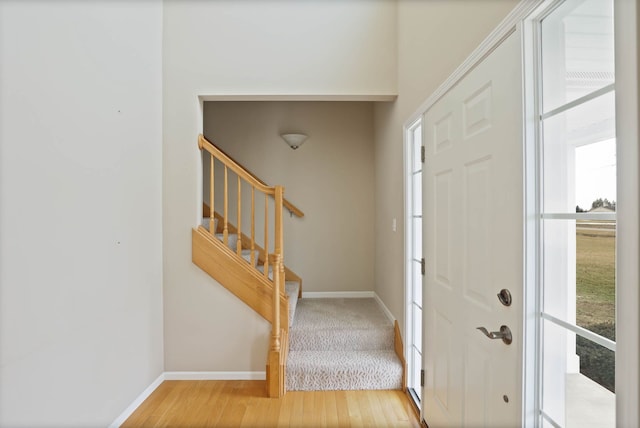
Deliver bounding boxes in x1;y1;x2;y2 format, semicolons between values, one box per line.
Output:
285;281;300;326
286;349;403;391
240;249;258;267
214;233;238;251
289;298;393;351
291;298;391;330
256;264;273;280
286;297;403;391
290;326;393;351
201;217;217;232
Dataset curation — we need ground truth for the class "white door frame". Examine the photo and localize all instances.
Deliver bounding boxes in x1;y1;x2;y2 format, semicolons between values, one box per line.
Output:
402;0;639;426
613;0;640;425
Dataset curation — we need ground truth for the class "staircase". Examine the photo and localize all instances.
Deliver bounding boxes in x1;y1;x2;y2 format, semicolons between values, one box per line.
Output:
192;134;405;397
199;215;301;327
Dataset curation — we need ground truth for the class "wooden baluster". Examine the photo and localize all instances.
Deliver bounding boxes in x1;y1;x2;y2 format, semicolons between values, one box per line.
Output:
209;155;215;232
271;253;281;341
251;186;256;266
223;165;229;245
237;176;242;256
264;193;269;278
274;186;285;294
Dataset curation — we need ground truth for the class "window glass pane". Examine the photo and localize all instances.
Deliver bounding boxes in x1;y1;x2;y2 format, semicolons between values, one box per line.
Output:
412;262;422;306
412;126;422;173
413;217;422;259
413;304;422;350
541;0;614;113
542;91;615;213
413;259;422;301
542;219;577;321
576;220;616;334
576;335;615;393
542;321;616;428
412;172;422;216
541;320;568;425
575;139;616;213
412;347;422;400
543;217;616;333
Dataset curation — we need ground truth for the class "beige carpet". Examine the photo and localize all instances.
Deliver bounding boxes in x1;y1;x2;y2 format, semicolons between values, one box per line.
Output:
287;298;403;391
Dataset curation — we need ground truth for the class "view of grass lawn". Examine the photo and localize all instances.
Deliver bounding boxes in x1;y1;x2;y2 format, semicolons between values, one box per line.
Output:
575;220;616;392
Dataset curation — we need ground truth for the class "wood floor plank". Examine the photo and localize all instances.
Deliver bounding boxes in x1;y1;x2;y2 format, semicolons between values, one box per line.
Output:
312;391;327;427
123;381;420;428
324;390;339;427
365;390;389;428
345;390;364;428
121;381;174;427
127;381;190;427
335;390;353;428
201;380;231;427
288;391;305;427
301;389;316;427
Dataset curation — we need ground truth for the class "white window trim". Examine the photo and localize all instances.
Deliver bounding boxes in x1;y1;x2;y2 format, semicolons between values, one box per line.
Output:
403;117;423;411
524;1;640;427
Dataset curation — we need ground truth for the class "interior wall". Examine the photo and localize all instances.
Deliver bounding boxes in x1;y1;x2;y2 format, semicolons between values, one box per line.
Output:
163;0;396;371
0;2;164;426
373;0;519;332
203;101;375;293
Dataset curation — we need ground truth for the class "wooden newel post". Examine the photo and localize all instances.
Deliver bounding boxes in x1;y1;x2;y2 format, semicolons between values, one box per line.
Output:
267;186;285;398
271;185;284;351
268;252;283;397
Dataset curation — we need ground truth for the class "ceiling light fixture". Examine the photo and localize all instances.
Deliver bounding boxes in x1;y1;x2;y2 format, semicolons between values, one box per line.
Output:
281;133;308;150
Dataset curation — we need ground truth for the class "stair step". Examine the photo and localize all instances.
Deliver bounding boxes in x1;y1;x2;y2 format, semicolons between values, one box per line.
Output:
241;249;259;267
285;281;300;326
289;298;394;351
286;349;403;391
289;325;393;351
201;217;218;232
256;264;274;280
214;232;238;251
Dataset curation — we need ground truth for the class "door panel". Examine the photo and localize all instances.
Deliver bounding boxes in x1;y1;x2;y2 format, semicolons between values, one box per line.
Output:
423;29;524;428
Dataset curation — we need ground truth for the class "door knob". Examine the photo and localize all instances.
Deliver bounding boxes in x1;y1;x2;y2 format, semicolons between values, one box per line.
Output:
476;325;512;345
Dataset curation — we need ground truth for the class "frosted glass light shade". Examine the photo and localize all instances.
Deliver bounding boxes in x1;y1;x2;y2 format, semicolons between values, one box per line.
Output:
281;133;308;150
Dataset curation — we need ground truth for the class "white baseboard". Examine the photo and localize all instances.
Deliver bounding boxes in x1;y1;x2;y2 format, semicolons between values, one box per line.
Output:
109;373;165;428
302;291;375;298
373;293;397;324
164;371;266;381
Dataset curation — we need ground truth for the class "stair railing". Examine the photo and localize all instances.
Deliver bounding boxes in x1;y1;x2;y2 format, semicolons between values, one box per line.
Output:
198;134;287;370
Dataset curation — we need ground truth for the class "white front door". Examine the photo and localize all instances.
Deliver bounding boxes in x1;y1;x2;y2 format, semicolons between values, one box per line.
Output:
423;29;524;427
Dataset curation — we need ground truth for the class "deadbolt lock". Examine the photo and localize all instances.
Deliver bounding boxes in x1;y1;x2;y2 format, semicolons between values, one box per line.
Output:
497;289;512;306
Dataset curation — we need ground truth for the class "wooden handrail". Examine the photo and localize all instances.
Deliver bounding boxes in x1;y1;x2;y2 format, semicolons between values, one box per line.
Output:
198;134;304;218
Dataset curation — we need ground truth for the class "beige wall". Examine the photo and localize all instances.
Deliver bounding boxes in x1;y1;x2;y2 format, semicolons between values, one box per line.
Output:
0;2;164;425
373;0;520;334
163;0;396;372
203;101;376;293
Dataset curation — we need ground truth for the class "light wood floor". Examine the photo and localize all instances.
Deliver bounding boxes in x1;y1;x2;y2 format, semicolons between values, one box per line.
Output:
122;380;421;427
